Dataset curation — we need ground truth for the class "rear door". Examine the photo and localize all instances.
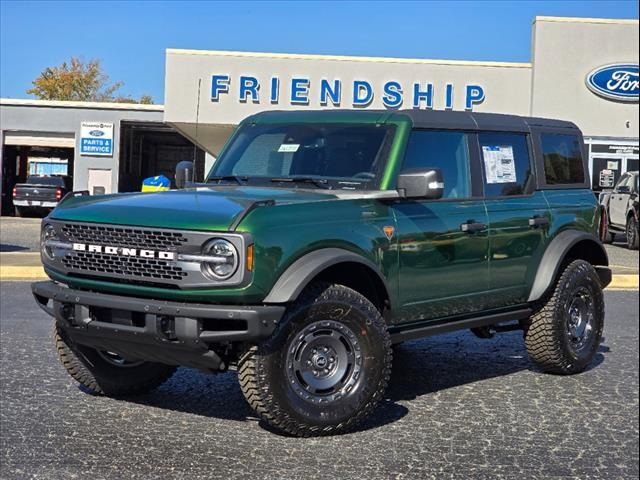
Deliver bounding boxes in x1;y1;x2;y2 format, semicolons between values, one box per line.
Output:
479;132;550;308
609;174;631;227
392;129;490;322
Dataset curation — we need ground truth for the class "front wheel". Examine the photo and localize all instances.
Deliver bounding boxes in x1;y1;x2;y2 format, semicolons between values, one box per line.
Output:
627;215;639;250
55;327;176;396
525;260;604;375
238;283;392;437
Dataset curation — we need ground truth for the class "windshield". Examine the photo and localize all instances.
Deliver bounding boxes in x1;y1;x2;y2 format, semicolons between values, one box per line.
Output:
208;123;396;189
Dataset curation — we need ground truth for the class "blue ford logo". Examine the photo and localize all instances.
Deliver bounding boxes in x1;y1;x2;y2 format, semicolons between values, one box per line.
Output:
586;63;639;102
89;130;105;137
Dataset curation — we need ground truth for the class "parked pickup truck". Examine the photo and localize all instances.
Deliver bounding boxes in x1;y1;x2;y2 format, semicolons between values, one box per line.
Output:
33;110;611;437
599;171;639;250
12;175;72;217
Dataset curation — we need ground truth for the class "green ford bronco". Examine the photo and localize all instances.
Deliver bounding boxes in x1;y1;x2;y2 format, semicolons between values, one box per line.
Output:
33;110;611;436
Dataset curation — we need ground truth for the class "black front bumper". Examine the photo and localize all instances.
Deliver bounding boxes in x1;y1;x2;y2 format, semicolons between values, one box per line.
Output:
32;281;285;371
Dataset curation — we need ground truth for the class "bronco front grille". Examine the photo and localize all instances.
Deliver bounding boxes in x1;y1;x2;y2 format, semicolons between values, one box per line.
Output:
44;220;249;288
62;251;187;281
61;223;187;251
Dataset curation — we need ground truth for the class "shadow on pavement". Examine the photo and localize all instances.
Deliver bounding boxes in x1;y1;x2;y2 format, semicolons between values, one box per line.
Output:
119;331;607;436
0;244;30;252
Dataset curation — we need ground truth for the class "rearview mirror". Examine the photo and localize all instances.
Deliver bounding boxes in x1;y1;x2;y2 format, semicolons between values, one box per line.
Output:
397;168;444;199
175;161;194;189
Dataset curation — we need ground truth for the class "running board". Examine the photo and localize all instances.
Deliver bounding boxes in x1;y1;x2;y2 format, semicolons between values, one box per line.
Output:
389;308;532;344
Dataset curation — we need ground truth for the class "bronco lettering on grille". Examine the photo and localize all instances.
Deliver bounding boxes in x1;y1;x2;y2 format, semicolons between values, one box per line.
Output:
72;243;176;260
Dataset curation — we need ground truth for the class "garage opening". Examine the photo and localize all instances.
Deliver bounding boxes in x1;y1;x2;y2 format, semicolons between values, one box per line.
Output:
1;131;74;216
118;122;205;192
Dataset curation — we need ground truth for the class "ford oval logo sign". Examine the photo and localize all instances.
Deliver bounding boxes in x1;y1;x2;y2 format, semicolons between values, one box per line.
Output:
89;129;105;137
586;63;639;102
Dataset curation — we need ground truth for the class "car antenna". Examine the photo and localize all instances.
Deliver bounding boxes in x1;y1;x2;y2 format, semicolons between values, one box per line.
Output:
192;78;202;183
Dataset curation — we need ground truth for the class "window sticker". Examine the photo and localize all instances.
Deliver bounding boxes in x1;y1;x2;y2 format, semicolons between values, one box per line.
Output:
482;145;517;184
277;144;300;153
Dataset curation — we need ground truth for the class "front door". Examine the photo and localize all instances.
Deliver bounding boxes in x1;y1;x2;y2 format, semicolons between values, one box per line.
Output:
393;129;489;322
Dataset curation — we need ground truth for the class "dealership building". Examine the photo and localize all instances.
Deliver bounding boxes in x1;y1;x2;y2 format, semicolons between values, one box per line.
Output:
1;15;638;214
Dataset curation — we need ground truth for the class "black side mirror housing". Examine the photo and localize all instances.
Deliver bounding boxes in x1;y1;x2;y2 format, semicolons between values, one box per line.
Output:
397;168;444;199
175;161;194;189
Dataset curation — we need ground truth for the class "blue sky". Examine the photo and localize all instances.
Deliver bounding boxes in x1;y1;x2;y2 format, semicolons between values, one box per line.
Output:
1;0;638;103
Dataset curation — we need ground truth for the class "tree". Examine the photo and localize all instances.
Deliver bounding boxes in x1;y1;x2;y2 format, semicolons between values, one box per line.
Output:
27;57;153;104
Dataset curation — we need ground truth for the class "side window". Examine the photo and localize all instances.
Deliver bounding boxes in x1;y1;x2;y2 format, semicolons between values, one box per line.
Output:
541;134;585;185
479;132;533;197
618;174;636;192
402;130;471;199
614;174;629;191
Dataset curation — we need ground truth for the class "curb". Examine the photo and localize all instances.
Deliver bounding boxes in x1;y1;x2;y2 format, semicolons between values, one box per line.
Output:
0;266;47;280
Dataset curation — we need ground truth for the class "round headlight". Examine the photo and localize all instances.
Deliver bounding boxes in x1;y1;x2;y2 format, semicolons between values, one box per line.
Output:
201;238;239;280
41;224;58;260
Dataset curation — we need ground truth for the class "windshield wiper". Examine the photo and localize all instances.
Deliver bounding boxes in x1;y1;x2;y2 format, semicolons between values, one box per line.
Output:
270;177;332;189
207;175;248;186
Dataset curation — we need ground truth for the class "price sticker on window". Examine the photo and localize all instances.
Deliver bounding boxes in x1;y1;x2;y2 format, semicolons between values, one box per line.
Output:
278;144;300;153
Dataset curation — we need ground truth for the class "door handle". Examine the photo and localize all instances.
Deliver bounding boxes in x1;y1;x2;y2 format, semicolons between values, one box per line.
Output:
528;216;550;228
460;221;487;233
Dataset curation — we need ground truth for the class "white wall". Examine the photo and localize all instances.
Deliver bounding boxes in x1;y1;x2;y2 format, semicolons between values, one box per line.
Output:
164;50;532;154
1;100;164;192
530;17;639;139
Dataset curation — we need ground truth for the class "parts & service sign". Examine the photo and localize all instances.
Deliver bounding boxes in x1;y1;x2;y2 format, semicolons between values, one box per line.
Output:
80;122;114;156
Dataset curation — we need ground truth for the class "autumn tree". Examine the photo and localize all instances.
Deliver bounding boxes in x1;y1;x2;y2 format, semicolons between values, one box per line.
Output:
27;57;153;104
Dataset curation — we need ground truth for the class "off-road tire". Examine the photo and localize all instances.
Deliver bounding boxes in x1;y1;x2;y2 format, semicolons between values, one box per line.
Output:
627;215;639;250
525;259;604;375
238;282;392;437
55;326;176;396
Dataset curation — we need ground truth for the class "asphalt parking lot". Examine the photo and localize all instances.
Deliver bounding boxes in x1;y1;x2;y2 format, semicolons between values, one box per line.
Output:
0;217;42;252
1;283;638;479
1;216;638;479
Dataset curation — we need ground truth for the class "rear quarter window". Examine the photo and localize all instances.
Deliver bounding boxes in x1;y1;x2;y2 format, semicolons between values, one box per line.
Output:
540;134;585;185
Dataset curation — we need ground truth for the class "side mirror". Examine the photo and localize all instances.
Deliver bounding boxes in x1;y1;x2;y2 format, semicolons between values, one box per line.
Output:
397;168;444;199
175;161;194;189
616;185;631;194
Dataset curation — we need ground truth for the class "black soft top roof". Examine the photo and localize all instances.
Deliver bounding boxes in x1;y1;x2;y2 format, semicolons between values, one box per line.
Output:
401;109;578;132
250;109;579;133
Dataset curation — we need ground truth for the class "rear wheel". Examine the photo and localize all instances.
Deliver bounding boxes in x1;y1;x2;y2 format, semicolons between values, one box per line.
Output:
238;282;392;437
525;260;604;375
15;206;29;217
627;215;639;250
55;326;176;396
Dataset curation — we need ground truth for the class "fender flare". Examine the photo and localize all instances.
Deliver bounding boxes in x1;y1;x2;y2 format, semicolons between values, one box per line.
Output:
263;248;391;305
527;230;609;302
